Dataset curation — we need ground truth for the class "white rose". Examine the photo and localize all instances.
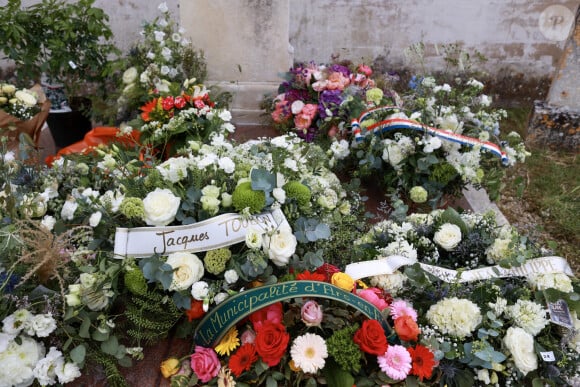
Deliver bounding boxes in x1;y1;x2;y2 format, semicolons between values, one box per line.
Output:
89;211;102;227
221;192;232;207
166;252;204;291
15;89;37;106
433;223;462;251
122;67;138;84
202;186;221;199
218;157;236;174
264;227;297;267
142;188;180;226
503;326;537;375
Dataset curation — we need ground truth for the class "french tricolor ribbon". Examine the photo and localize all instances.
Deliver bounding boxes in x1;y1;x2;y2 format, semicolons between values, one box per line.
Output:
351;105;509;165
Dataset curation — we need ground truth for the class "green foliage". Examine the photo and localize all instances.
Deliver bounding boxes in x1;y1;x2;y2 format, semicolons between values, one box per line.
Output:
89;351;129;387
0;0;119;96
326;323;362;374
125;289;182;345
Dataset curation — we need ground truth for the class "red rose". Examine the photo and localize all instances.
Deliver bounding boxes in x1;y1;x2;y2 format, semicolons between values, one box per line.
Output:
254;321;290;366
249;302;283;331
394;315;420;342
353;319;388;356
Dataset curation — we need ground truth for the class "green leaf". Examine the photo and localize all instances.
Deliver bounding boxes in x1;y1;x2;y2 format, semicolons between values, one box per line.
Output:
101;335;119;355
79;316;91;338
440;207;469;235
324;360;355;387
70;344;86;364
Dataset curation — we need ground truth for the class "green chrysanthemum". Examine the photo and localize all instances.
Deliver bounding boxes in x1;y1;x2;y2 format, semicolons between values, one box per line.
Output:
124;268;148;295
119;197;145;220
431;162;458;185
204;248;232;275
283;181;311;207
231;182;266;214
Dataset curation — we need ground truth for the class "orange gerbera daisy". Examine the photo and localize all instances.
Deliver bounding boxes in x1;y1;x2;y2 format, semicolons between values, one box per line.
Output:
140;98;159;121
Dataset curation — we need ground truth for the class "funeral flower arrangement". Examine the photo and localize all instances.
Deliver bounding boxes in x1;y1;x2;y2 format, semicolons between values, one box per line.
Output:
351;207;580;386
262;61;386;144
163;268;438;386
0;119;364;385
347;75;530;205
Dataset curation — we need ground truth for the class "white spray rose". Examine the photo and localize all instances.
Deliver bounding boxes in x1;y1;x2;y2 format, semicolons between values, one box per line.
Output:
142;188;180;226
245;227;263;249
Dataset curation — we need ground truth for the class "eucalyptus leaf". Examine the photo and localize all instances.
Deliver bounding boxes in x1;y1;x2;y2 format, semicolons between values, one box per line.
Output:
101;335;119;355
266;376;278;387
70;344;86;364
79;316;91;338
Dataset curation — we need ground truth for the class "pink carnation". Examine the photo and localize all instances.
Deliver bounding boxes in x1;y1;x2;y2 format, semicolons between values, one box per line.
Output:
377;345;412;380
390;300;418;322
190;346;220;383
358;288;390;311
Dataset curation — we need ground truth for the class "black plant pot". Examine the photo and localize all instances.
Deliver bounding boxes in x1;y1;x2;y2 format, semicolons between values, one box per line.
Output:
47;97;93;149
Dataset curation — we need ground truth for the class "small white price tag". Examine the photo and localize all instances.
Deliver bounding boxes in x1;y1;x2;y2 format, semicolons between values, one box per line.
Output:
540;351;555;362
68;61;77;69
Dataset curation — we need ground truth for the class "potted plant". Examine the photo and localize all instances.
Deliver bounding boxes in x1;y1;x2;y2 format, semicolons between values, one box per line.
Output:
0;0;119;148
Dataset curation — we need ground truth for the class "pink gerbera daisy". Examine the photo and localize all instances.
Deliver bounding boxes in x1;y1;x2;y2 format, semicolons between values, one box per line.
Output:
377;345;412;380
390;300;418;321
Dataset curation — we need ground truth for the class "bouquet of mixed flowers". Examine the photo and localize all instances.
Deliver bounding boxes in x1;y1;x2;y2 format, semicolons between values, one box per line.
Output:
350;207;580;386
131;78;235;157
263;61;388;145
163;268;438;386
109;2;210;124
0;83;50;150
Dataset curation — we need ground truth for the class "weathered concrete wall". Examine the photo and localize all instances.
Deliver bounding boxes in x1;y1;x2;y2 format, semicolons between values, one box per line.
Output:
289;0;579;76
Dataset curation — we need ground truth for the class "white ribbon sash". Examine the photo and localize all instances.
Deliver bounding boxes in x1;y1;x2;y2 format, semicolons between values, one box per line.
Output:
113;209;288;258
345;255;575;282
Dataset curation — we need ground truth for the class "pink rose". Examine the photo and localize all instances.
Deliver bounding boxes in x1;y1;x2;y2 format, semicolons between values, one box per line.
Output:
326;72;350;90
358;288;390;311
301;300;323;327
294;114;313;130
301;103;318;119
357;64;373;76
240;328;256;344
190;346;220;383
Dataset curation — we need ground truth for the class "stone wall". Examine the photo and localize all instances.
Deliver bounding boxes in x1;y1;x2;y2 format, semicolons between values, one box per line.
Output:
1;0;578;125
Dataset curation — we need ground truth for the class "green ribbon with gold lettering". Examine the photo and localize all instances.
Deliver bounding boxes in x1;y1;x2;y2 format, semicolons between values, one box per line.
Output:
193;280;392;347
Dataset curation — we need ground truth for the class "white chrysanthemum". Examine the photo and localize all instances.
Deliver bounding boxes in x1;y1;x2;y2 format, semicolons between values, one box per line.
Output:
506;299;548;336
370;271;407;295
290;333;328;374
426;297;482;338
191;281;210;300
433;223;462;251
527;273;574;293
166;252;205;291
